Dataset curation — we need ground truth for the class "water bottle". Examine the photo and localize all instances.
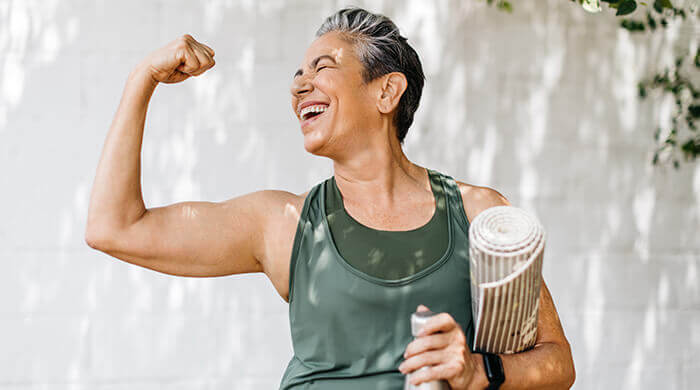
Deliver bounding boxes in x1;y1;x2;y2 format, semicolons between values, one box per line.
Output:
404;309;450;390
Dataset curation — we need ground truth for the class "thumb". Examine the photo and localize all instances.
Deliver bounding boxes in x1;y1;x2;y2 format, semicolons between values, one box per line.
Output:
417;304;429;312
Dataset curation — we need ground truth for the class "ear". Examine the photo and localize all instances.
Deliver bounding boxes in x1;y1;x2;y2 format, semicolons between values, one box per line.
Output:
376;72;408;114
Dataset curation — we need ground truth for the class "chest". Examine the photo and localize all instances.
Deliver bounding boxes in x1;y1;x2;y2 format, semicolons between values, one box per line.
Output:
264;184;473;304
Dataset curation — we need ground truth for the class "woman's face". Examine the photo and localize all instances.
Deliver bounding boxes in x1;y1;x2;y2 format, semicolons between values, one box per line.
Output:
290;31;381;156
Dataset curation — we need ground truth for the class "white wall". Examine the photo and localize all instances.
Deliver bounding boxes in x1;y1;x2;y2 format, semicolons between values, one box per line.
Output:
1;0;698;388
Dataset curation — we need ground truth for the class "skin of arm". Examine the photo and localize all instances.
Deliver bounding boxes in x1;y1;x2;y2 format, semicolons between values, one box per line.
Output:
85;46;272;278
86;66;158;233
465;186;576;389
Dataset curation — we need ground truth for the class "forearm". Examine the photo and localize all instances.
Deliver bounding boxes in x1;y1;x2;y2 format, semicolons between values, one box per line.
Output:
495;341;574;390
86;64;158;237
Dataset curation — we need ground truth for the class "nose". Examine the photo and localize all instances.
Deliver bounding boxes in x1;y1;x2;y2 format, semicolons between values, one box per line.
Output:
290;75;313;98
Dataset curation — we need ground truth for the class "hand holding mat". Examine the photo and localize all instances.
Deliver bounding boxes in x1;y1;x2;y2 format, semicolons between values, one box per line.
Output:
468;206;546;354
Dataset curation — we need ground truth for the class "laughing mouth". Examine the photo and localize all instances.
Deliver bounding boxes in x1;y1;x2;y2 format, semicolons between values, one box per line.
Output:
300;104;329;121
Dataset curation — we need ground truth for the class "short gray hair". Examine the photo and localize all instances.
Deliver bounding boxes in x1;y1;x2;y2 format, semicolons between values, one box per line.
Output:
316;7;425;144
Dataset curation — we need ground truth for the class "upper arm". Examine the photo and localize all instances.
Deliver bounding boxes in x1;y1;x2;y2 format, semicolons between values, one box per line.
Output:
455;181;569;345
87;189;296;277
534;279;571;348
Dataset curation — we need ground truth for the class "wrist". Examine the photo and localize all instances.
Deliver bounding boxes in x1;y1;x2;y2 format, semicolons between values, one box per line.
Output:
469;352;490;390
128;63;159;89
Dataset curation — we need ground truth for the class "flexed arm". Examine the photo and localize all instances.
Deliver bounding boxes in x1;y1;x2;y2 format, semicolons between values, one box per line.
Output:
85;35;273;277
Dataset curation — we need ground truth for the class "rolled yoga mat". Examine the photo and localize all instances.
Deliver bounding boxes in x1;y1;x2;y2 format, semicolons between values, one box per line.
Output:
468;206;546;354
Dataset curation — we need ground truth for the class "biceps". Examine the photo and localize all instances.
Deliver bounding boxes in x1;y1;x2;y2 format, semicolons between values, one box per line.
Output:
113;200;262;276
534;279;570;346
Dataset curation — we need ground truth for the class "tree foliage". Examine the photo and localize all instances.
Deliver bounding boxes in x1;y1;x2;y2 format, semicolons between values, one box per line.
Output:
485;0;699;168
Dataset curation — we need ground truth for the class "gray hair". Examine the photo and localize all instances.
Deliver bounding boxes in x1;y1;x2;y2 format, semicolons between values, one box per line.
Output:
316;7;425;144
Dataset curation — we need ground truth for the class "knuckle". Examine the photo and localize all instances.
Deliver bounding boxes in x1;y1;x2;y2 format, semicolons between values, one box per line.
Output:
412;353;426;367
413;367;430;382
457;345;466;356
446;363;461;376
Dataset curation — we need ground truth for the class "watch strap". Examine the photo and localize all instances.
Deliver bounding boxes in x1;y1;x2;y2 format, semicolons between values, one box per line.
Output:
482;352;505;390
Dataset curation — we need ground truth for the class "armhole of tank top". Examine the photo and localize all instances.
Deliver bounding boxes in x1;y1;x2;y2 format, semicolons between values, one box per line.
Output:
445;174;471;230
287;185;317;305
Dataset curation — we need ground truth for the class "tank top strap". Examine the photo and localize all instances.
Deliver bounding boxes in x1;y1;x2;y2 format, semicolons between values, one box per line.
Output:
287;181;323;305
428;168;470;236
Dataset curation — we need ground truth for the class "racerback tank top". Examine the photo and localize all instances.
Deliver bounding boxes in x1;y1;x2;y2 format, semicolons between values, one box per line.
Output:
279;168;474;390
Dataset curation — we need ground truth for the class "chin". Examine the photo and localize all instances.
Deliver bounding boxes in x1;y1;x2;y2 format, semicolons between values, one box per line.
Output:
302;126;330;156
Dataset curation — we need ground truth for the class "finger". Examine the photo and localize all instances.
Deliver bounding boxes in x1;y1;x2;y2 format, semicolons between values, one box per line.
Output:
197;41;215;57
177;45;201;75
399;350;446;374
419;312;457;336
191;40;215;61
404;332;451;359
408;362;461;386
189;45;214;76
417;304;429;312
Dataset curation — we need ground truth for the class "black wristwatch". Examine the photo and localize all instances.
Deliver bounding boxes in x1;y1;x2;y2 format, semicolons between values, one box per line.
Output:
482;352;505;389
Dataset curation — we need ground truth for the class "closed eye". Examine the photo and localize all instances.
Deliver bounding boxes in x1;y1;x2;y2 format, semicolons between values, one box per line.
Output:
316;65;328;72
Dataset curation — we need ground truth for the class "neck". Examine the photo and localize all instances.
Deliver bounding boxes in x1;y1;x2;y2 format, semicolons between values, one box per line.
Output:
331;123;428;208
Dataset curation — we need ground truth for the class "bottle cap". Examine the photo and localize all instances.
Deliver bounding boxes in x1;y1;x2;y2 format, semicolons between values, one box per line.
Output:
410;309;437;336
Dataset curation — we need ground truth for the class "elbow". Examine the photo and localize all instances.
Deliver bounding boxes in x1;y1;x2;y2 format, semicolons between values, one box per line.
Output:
562;342;576;389
85;231;102;251
566;359;576;388
84;223;114;252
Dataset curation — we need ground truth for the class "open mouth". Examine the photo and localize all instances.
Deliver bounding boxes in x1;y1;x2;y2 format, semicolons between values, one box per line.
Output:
300;104;329;123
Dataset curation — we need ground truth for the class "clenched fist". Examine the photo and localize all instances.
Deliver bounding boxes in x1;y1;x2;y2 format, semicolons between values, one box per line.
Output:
139;34;216;84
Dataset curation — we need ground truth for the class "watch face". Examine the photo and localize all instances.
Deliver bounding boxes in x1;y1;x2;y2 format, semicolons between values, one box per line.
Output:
483;353;505;383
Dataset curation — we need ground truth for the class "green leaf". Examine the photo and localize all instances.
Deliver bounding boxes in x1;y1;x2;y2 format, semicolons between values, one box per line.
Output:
680;138;700;158
689;105;700;118
647;12;657;29
604;0;621;9
497;1;513;12
638;84;647;98
621;19;646;31
658;0;673;9
617;0;637;15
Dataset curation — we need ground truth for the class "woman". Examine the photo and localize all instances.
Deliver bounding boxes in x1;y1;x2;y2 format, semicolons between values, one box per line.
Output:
86;7;575;390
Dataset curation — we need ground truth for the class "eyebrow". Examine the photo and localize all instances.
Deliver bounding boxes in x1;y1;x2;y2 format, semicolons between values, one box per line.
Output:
294;55;336;78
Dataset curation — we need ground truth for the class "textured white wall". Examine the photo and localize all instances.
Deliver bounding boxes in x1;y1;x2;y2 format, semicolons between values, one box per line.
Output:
1;0;698;388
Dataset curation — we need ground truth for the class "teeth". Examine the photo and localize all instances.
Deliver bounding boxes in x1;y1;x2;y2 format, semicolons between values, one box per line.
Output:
300;104;328;119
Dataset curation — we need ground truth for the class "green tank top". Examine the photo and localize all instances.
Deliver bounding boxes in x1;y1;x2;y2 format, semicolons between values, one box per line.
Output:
279;168;474;390
324;168;448;280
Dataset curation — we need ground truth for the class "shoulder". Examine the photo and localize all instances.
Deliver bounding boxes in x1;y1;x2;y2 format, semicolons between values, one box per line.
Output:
221;189;307;222
452;179;510;224
244;189;309;232
252;188;311;300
